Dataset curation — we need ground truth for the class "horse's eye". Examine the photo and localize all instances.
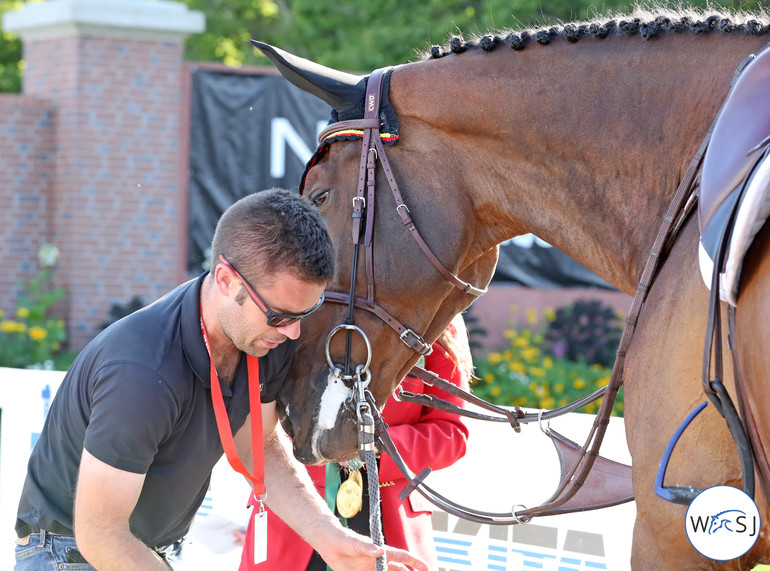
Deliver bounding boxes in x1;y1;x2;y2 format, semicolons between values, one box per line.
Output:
311;190;329;208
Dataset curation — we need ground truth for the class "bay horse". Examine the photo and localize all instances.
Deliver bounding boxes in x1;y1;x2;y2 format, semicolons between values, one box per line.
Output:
255;8;770;567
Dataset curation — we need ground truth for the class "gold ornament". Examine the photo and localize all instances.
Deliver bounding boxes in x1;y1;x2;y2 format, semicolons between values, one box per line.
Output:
336;472;363;517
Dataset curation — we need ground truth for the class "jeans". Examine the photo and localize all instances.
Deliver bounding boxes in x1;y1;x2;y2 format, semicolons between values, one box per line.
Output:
14;530;185;570
14;531;95;571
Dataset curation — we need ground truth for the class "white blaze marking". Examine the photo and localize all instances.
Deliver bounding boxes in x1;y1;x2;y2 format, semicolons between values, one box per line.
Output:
312;371;351;460
316;372;350;429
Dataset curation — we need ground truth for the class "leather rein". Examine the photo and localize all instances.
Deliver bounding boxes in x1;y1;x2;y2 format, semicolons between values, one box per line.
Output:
312;67;706;524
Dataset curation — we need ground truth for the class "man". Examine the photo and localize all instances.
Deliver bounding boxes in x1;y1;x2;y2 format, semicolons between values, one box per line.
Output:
14;189;426;571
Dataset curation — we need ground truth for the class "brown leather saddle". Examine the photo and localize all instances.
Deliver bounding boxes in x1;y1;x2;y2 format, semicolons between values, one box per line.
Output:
699;44;770;267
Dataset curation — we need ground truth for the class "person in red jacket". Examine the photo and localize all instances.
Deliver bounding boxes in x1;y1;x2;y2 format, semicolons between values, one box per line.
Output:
239;314;472;571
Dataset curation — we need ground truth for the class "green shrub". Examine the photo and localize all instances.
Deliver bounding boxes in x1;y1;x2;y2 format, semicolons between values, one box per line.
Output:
473;302;624;417
542;299;623;368
0;244;76;370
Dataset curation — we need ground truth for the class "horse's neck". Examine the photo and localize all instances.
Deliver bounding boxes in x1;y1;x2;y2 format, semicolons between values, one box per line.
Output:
397;33;769;294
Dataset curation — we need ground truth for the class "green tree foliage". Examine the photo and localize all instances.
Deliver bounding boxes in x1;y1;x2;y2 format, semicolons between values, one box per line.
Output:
0;0;23;93
0;0;765;89
178;0;764;72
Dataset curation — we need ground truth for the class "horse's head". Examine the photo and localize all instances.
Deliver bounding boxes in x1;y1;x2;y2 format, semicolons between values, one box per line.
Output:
253;42;499;464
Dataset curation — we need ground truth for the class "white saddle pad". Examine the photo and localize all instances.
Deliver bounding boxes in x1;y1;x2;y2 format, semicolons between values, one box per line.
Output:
699;152;770;306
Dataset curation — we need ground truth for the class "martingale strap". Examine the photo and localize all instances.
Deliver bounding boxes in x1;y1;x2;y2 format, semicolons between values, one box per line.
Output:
371;392;633;524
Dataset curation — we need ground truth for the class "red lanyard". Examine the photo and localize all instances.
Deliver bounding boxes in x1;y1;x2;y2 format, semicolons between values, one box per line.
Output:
200;307;266;497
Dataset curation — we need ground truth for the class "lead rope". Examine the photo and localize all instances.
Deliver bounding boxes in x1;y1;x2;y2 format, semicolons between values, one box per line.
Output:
354;366;387;571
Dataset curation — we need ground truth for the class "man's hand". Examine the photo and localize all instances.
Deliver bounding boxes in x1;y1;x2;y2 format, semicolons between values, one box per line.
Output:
318;528;429;571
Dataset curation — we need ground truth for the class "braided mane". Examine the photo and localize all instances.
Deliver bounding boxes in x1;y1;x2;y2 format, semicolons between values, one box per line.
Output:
423;7;770;59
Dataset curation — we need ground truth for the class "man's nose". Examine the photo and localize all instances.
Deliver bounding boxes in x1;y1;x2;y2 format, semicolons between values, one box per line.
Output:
277;320;301;340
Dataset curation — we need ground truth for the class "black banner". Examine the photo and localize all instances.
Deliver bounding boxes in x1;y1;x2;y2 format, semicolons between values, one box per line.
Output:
187;67;331;271
186;68;613;289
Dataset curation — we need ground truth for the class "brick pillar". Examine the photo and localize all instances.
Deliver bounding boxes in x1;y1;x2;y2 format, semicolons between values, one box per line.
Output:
0;95;56;309
4;0;204;348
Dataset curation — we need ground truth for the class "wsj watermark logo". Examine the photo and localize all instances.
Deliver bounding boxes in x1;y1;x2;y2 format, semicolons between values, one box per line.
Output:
685;485;760;560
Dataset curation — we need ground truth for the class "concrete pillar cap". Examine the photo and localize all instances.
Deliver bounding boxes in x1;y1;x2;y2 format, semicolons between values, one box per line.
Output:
3;0;205;41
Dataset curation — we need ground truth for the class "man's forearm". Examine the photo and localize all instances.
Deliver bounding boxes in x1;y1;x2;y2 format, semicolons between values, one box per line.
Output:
262;430;343;547
75;525;169;571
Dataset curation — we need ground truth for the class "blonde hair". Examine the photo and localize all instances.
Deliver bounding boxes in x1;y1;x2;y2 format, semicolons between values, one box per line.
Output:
433;314;473;382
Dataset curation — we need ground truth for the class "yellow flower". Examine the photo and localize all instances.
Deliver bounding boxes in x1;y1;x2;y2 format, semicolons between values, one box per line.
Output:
16;307;30;319
514;397;528;406
597;376;610;387
528;381;537;392
573;378;586;390
534;385;547;397
521;347;540;362
544;307;556;322
530;367;546;377
484;373;494;383
491;386;501;397
541;396;555;409
510;361;526;374
543;356;554;369
488;352;502;365
1;320;26;333
503;329;516;339
553;383;564;394
514;337;529;348
28;326;48;341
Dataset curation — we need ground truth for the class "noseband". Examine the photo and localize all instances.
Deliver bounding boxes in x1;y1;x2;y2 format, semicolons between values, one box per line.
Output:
315;68;486;385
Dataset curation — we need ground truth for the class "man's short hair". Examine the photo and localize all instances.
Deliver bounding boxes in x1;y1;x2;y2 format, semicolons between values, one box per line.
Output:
210;188;334;286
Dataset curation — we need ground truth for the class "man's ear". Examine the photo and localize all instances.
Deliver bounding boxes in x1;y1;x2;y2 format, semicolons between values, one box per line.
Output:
212;263;238;296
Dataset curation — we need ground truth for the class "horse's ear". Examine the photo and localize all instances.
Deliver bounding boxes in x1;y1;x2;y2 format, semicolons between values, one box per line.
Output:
251;40;366;114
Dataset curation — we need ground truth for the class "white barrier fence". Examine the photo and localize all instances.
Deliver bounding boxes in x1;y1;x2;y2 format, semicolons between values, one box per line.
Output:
1;368;634;570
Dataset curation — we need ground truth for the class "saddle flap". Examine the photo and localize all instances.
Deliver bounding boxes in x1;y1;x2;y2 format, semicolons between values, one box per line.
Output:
544;429;633;515
700;46;770;233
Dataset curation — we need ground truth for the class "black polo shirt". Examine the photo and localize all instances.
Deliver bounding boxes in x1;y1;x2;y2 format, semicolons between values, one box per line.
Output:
15;273;294;547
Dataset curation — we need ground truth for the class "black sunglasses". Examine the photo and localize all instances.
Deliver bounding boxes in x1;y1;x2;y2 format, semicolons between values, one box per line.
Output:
218;255;324;328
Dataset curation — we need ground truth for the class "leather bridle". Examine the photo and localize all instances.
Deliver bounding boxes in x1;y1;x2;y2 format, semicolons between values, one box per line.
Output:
313;68;487;384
